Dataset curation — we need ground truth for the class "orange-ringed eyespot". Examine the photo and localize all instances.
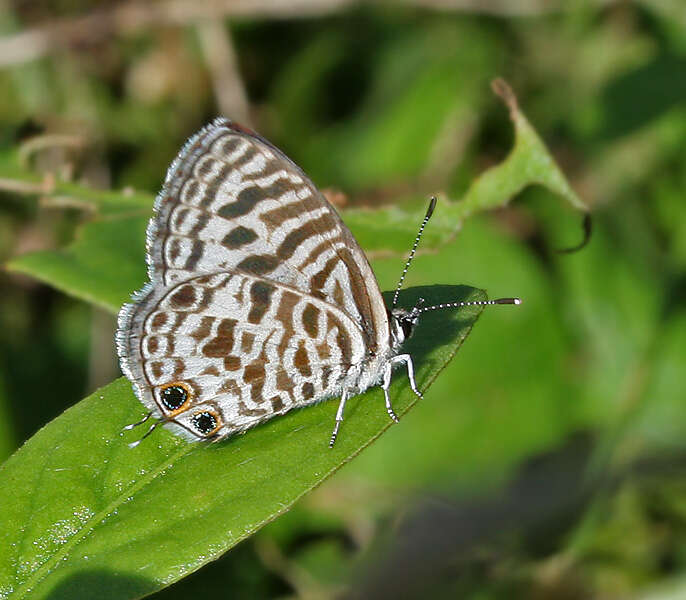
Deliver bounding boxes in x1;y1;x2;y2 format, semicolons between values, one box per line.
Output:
160;384;188;411
191;411;218;435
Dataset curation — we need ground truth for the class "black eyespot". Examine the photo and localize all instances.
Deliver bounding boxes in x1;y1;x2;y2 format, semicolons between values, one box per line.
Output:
160;385;187;411
191;411;218;435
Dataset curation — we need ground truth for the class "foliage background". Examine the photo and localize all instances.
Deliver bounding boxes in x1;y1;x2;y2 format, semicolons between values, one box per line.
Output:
1;0;685;598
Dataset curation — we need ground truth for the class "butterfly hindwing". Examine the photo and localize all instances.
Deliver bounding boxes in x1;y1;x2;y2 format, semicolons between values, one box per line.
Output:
120;271;367;440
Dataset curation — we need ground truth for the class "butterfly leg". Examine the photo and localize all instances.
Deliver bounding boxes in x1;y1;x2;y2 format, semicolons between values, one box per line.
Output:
392;353;423;400
329;389;349;448
381;354;422;423
128;419;162;448
123;410;153;431
382;362;400;424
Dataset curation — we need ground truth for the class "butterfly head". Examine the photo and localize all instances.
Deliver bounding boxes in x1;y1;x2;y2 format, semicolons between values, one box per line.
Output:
388;298;424;350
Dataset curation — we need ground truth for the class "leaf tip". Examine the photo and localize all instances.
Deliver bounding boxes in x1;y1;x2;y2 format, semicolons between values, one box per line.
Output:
491;78;519;120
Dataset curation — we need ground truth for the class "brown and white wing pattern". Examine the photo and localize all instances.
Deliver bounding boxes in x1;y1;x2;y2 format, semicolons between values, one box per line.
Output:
146;118;388;350
117;118;396;443
122;271;367;441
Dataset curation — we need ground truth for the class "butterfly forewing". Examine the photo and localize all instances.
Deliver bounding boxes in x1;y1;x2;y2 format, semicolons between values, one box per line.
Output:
147;119;388;347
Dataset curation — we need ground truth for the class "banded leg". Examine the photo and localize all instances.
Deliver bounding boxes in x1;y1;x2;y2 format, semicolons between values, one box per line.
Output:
393;353;422;400
381;354;423;424
329;389;349;448
381;362;400;423
123;410;153;431
128;419;162;448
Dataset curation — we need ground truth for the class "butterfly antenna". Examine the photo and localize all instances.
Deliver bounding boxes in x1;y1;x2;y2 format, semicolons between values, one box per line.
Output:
392;196;437;308
419;297;522;314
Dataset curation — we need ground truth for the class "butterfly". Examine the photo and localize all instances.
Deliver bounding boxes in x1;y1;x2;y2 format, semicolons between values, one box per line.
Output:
116;118;520;448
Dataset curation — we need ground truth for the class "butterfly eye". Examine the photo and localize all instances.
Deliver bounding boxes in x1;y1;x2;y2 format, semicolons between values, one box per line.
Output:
191;411;221;437
157;382;192;413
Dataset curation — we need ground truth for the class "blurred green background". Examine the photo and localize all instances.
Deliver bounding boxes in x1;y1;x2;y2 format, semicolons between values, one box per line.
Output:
1;1;685;598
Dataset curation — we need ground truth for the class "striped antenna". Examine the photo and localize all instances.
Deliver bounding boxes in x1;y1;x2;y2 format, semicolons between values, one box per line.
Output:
418;297;522;314
392;196;437;308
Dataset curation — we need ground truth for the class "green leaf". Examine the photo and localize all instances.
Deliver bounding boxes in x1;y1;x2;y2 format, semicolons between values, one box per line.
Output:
0;285;483;600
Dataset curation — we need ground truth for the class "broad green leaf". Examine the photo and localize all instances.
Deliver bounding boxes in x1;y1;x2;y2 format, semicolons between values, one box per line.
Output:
0;285;483;600
5;80;585;314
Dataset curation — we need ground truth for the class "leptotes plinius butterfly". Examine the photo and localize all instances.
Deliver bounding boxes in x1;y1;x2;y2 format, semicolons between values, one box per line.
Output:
116;119;520;448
